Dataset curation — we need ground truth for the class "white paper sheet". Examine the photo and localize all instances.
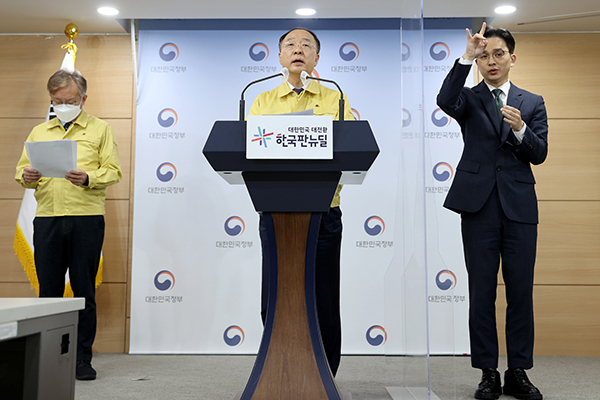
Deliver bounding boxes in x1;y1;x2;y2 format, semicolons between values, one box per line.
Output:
25;140;77;178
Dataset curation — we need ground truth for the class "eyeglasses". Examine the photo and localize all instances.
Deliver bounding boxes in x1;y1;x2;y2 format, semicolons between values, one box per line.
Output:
477;49;509;62
52;98;82;106
282;40;316;52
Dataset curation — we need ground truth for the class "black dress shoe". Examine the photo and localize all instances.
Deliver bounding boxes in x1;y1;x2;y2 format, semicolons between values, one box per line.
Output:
503;368;543;400
474;368;502;400
76;360;97;381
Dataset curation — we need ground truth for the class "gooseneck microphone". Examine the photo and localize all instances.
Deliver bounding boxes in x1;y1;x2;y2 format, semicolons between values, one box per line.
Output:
239;68;289;121
300;71;346;121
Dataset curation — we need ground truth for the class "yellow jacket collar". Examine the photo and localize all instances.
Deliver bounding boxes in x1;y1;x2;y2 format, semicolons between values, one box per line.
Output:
276;80;320;98
48;108;90;129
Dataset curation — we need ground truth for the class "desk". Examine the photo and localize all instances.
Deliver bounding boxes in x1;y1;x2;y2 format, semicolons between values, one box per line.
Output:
0;298;85;400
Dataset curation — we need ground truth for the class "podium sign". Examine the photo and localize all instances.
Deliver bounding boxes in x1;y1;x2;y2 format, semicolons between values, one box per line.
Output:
246;115;333;160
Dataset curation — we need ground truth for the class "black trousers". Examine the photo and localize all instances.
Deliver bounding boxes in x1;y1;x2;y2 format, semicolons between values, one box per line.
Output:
461;186;537;370
33;216;105;362
259;207;343;376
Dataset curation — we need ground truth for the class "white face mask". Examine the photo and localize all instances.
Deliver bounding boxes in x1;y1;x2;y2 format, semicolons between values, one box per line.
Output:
54;104;82;123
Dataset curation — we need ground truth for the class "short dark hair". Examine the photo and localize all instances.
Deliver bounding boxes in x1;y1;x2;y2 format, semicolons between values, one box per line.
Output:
47;69;87;97
278;28;321;54
484;27;515;54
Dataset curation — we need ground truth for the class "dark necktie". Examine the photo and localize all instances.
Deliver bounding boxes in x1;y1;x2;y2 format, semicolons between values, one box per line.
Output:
492;89;504;126
63;121;72;131
293;87;303;95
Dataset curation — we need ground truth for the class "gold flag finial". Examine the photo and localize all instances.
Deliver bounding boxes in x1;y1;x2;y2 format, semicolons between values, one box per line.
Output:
62;23;79;57
64;23;79;41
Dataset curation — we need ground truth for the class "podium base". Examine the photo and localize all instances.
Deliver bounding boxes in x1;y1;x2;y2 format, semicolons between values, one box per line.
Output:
234;391;352;400
386;387;441;400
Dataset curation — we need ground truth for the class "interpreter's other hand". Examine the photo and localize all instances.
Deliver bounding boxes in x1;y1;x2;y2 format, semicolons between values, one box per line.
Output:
463;22;488;61
65;169;88;186
501;105;525;131
23;166;42;183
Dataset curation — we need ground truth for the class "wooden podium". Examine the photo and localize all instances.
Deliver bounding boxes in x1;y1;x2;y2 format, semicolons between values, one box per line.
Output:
203;120;379;399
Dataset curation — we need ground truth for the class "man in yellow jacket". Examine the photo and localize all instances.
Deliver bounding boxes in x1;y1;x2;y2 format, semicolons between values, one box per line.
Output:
249;28;354;376
15;69;122;381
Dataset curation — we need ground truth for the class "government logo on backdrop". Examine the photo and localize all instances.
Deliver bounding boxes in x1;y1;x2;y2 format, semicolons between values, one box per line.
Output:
339;42;359;61
435;269;457;291
159;42;180;62
242;41;277;73
149;108;186;140
429;42;450;61
364;216;385;236
217;216;253;249
144;270;183;304
351;108;361;121
332;42;366;73
224;216;245;237
402;109;412;128
156;162;177;182
425;108;459;139
223;325;245;347
427;162;453;194
148;163;184;195
402;43;410;62
151;42;186;73
402;108;421;140
366;325;387;346
433;162;454;182
249;43;269;62
429;269;466;304
431;108;453;128
154;270;175;291
158;108;178;128
357;216;393;249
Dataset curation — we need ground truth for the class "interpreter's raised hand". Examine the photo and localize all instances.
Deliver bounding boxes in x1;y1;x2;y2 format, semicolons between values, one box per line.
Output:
23;166;42;183
463;22;488;61
65;169;89;186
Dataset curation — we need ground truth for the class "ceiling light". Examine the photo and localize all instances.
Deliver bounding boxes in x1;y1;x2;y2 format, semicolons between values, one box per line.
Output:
97;7;119;16
495;5;516;14
296;8;316;16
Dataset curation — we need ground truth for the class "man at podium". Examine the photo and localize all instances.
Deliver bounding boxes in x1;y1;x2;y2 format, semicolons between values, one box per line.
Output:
249;27;354;376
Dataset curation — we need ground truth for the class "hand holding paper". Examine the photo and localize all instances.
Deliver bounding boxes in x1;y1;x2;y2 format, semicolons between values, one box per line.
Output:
22;166;42;183
65;169;88;186
24;139;77;179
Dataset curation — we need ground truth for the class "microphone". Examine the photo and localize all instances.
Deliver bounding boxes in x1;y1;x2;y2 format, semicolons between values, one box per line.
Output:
301;71;346;121
239;68;289;121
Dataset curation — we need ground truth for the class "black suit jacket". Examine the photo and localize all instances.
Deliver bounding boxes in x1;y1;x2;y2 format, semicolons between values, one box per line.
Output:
437;59;548;224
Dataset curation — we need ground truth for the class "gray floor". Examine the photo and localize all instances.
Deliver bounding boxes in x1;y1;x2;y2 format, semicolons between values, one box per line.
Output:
74;354;600;399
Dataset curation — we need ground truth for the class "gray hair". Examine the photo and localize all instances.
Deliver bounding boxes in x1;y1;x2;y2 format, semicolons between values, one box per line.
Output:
47;69;87;98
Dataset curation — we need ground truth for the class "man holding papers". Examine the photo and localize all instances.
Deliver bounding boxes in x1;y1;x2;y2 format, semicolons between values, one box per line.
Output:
249;28;353;376
15;69;122;380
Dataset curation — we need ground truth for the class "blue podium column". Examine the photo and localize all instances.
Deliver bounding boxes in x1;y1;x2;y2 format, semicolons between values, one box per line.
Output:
240;212;341;400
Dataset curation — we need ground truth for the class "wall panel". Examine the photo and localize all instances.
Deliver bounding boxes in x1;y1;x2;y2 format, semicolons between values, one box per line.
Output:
497;285;600;357
537;201;600;285
512;33;600;120
0;35;133;119
0;200;30;283
533;120;600;201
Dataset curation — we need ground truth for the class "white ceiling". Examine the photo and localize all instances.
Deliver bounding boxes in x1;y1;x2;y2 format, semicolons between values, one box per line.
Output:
1;0;599;35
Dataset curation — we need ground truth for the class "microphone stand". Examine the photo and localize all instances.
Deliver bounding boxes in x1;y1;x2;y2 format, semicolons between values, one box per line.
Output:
303;75;345;121
239;73;283;121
